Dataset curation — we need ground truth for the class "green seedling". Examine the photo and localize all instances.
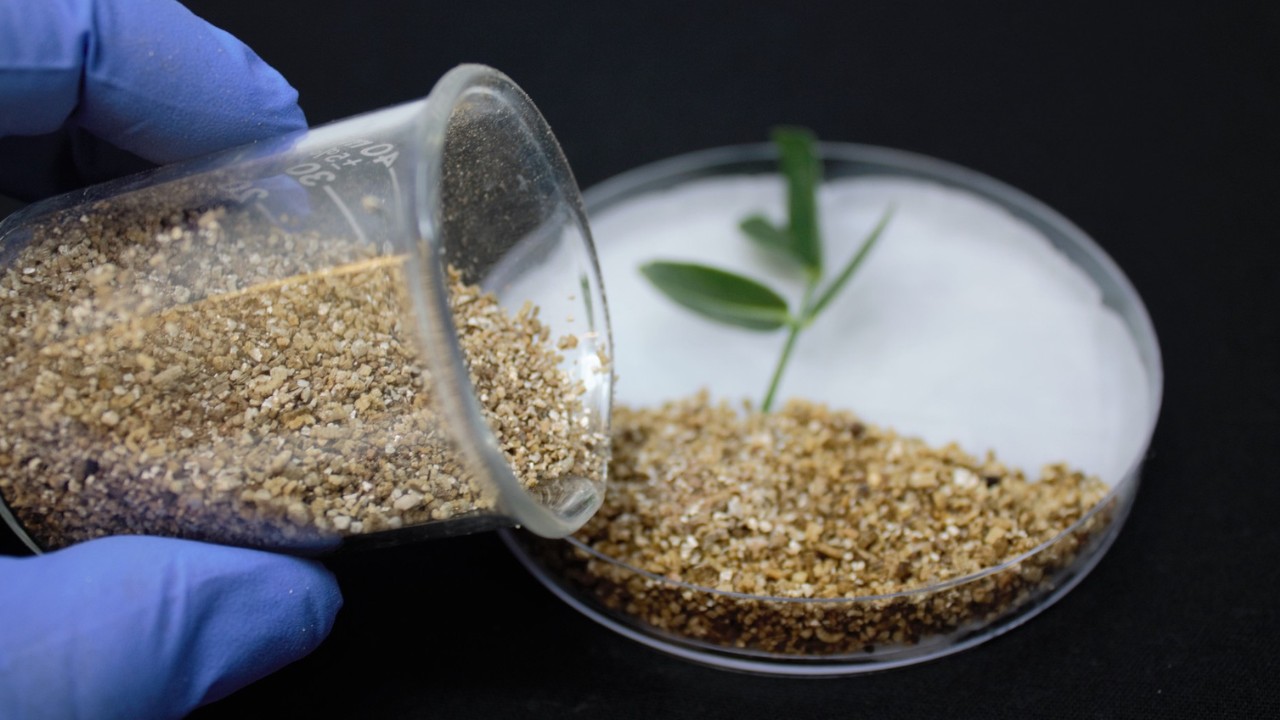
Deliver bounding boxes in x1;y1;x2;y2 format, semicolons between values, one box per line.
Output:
640;126;894;412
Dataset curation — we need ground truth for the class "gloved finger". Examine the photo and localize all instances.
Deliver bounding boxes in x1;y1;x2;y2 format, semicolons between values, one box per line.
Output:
0;536;342;720
0;0;306;165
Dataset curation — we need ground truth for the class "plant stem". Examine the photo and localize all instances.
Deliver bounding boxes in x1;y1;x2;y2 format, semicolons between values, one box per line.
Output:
762;284;818;412
758;207;893;411
761;319;803;413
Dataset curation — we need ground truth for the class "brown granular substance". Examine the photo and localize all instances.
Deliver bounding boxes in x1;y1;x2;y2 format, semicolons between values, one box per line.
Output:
544;391;1113;654
0;195;604;552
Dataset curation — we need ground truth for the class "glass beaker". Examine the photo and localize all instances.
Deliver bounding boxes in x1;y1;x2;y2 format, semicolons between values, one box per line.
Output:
0;64;613;555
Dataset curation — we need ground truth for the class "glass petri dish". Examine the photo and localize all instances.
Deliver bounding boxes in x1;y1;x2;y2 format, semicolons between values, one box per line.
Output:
500;142;1162;675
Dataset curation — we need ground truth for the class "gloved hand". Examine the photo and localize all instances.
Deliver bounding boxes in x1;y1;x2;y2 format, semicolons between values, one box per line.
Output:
0;1;341;718
0;0;307;200
0;537;342;719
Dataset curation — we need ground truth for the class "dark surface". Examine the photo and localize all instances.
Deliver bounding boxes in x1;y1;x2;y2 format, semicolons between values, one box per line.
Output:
5;1;1278;717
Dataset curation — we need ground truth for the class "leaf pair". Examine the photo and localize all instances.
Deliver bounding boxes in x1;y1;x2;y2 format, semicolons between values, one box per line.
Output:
640;126;894;411
740;126;824;280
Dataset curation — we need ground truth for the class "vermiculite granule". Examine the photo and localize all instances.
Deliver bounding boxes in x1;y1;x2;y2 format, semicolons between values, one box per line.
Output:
0;194;604;552
534;169;1145;656
548;392;1111;654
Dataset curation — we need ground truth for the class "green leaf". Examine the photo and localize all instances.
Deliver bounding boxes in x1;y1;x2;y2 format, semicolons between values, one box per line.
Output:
739;215;793;257
807;204;895;320
640;261;791;331
772;126;823;278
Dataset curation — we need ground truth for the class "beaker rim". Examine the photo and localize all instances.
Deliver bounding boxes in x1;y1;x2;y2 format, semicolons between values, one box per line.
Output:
409;63;613;539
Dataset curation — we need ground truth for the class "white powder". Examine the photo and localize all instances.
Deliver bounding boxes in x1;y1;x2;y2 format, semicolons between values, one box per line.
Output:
588;175;1151;486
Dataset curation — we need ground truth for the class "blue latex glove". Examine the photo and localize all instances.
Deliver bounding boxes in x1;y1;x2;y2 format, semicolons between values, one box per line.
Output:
1;2;341;718
0;0;307;200
0;537;342;719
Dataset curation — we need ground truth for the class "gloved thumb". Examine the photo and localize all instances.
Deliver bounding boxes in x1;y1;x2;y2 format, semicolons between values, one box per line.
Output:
0;536;342;720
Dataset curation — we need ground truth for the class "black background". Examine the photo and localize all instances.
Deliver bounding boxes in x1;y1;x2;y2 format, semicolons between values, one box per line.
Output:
4;1;1279;717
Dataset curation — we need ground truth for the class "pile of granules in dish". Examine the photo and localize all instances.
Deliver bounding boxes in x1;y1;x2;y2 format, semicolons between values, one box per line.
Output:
552;391;1111;653
0;196;604;552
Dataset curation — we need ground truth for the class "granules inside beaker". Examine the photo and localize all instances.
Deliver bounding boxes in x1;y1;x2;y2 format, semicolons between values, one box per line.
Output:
0;190;605;553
